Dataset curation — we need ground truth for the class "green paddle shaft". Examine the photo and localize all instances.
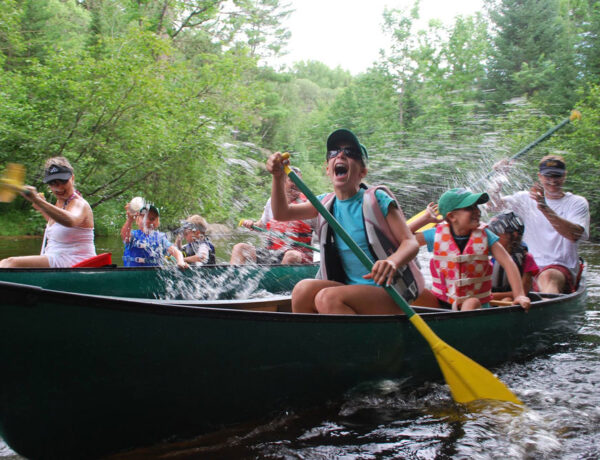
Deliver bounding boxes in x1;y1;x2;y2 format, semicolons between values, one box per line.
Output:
282;164;415;319
511;109;581;160
474;109;581;187
250;224;319;252
281;156;522;405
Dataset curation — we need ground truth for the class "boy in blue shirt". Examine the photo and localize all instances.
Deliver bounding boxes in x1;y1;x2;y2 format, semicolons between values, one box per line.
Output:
120;201;187;269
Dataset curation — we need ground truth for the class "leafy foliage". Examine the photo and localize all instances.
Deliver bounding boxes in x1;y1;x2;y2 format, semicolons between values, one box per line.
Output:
0;0;598;242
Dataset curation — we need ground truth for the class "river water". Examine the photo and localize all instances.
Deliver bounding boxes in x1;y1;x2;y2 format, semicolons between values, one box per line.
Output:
0;238;598;459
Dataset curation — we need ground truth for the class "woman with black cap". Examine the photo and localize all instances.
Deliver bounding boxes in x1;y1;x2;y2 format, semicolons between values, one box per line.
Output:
0;156;96;268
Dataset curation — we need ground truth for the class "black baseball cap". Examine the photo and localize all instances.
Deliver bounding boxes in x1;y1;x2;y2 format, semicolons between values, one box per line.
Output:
326;129;369;161
539;158;566;176
43;164;73;183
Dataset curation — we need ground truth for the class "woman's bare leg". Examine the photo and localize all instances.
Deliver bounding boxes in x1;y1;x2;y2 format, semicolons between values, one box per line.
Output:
315;284;407;315
0;255;50;268
410;289;441;308
291;279;343;313
229;243;256;264
281;249;303;264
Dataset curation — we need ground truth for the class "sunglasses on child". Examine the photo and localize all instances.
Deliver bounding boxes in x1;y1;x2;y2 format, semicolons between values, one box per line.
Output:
326;147;362;161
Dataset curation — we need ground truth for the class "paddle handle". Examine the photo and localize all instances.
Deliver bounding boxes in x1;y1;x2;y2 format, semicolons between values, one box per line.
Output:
282;157;415;319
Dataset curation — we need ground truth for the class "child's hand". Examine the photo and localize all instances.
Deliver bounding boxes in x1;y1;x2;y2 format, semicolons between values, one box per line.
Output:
513;295;530;311
426;202;441;223
177;260;189;270
125;203;137;220
240;219;254;229
364;259;397;286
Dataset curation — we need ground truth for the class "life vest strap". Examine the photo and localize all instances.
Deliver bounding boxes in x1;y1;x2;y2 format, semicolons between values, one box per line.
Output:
433;254;488;263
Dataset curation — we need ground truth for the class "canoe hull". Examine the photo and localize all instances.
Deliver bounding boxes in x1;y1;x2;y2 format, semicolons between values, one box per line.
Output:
0;281;587;459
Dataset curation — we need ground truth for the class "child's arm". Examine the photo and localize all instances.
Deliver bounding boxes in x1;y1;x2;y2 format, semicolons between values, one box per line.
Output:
120;204;135;243
266;153;318;221
168;245;189;269
183;243;209;264
491;242;531;310
365;205;420;286
522;271;534;295
407;202;440;233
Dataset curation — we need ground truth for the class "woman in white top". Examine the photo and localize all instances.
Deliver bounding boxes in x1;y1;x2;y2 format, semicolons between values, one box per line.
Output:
0;156;96;268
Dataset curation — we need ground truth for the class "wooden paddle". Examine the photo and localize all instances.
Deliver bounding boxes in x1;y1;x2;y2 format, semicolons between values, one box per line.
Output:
0;163;28;203
281;153;522;405
407;109;582;232
238;219;319;252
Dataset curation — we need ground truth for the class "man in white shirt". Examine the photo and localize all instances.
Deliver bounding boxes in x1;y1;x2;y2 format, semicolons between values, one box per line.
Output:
490;154;589;294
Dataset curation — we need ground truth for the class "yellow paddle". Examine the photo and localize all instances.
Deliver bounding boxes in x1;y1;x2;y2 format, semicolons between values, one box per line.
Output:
0;163;27;203
281;153;522;405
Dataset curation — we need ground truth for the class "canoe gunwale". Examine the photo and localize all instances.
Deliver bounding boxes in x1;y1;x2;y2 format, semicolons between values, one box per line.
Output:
0;278;586;324
0;263;318;273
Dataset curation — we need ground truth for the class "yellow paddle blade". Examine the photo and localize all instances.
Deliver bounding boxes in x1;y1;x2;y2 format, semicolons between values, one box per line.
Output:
409;314;523;405
0;163;26;203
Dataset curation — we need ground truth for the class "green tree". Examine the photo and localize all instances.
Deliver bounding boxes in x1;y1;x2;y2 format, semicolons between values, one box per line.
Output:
484;0;577;114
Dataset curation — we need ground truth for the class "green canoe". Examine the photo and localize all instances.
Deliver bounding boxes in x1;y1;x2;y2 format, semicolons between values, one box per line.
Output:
0;278;586;459
0;263;319;299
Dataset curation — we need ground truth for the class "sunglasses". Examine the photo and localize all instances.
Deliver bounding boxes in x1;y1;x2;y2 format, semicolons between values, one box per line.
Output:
326;147;362;161
47;179;69;186
541;173;565;179
490;213;525;235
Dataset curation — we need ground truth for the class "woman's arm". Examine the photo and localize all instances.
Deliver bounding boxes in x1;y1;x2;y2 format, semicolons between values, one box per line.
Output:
266;153;318;221
365;205;420;286
23;186;92;228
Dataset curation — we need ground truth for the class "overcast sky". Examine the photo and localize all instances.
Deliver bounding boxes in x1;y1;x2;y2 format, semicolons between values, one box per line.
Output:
273;0;485;74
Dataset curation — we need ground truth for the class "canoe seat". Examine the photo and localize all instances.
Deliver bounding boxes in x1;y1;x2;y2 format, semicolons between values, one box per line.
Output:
72;253;112;268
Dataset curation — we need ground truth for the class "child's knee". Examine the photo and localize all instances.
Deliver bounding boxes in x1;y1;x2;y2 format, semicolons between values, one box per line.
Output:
460;297;481;311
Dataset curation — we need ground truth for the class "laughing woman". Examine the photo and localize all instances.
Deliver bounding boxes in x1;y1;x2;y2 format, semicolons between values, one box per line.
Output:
266;129;424;315
0;157;96;268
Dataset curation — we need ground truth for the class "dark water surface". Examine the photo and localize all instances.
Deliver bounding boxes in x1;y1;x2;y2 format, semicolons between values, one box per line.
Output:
1;242;599;459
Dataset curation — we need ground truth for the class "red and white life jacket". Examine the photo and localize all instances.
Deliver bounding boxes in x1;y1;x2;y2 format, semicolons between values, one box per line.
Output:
265;196;313;261
316;185;424;303
430;221;493;307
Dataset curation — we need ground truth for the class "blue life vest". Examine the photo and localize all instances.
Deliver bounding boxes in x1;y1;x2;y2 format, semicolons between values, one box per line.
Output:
123;230;171;267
